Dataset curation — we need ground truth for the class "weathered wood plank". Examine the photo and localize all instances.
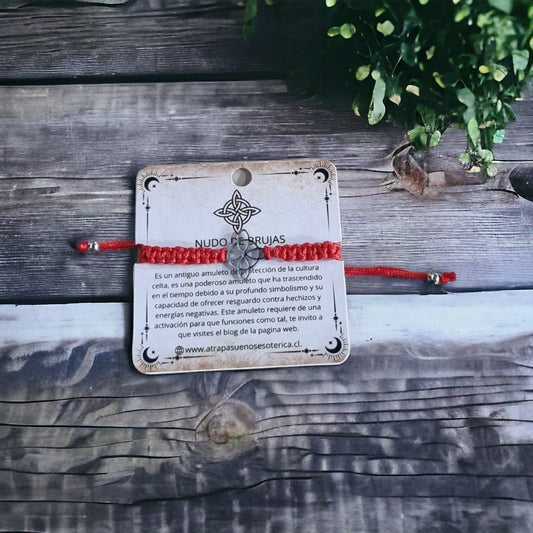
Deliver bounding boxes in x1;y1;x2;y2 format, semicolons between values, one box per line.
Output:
1;83;531;181
0;0;290;80
0;294;532;531
0;498;532;533
0;82;407;179
1;82;531;179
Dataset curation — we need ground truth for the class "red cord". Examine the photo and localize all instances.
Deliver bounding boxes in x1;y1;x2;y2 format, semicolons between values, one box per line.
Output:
138;245;227;265
76;240;137;253
76;239;456;284
264;242;341;261
344;266;456;285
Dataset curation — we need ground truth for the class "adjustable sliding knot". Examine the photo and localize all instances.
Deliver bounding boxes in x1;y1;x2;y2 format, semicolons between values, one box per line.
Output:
264;241;341;262
76;240;136;253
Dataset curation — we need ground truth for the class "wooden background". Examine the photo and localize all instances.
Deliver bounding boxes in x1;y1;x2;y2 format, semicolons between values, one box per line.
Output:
0;1;532;531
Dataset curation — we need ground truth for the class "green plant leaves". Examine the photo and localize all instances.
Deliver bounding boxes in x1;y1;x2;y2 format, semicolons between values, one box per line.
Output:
467;117;481;145
457;88;476;107
512;50;529;73
492;64;508;81
368;73;386;125
487;0;512;14
493;129;506;143
376;20;394;36
429;130;442;147
328;23;356;39
242;0;258;39
355;65;370;81
245;0;533;176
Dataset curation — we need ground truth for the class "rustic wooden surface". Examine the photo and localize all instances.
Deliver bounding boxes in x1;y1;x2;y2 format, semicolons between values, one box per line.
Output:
1;293;532;532
0;1;532;531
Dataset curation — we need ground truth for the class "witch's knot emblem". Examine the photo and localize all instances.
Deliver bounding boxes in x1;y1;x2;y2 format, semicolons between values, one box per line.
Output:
226;230;263;280
214;190;260;233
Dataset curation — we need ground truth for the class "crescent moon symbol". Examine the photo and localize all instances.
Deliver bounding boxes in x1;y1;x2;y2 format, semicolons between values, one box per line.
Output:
144;176;160;191
325;337;342;355
314;169;330;183
142;347;158;364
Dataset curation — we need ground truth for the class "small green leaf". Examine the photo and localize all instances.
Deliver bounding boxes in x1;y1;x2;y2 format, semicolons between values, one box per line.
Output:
457;87;475;107
493;129;506;143
476;12;491;27
406;84;420;96
327;26;340;37
429;130;442;147
419;0;429;4
340;23;356;39
352;96;361;116
368;77;387;125
375;8;386;16
487;0;512;14
425;46;435;60
467;117;481;145
486;164;498;177
408;125;428;148
463;107;475;123
377;20;395;36
478;64;491;74
355;65;370;81
454;6;470;23
389;94;402;105
459;152;471;164
492;64;508;82
478;149;494;164
242;0;257;38
325;0;337;7
243;0;257;24
512;50;529;73
432;72;445;88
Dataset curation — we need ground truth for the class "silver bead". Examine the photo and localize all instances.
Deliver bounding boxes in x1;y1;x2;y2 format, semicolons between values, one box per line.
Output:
87;241;100;252
426;272;441;285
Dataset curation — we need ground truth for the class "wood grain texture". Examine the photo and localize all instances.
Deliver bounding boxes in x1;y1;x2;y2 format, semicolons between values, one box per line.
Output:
0;0;291;80
0;81;406;179
0;295;532;531
0;82;530;179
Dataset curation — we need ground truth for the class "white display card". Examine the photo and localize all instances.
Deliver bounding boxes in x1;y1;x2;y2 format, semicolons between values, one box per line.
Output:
132;159;349;373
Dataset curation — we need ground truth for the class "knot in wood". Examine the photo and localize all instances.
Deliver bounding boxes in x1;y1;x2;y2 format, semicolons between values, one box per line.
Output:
206;400;256;445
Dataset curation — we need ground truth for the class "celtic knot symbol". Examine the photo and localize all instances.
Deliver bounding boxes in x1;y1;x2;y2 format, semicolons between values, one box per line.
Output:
213;190;261;233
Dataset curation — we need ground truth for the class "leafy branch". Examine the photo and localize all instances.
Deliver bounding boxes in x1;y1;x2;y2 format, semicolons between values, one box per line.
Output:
245;0;533;176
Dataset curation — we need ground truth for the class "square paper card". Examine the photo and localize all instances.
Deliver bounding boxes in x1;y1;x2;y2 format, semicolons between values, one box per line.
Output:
132;160;349;373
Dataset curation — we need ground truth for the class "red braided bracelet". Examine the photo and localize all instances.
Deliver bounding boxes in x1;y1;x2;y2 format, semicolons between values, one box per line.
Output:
76;238;455;285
